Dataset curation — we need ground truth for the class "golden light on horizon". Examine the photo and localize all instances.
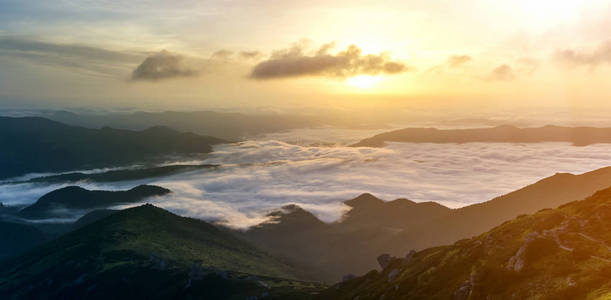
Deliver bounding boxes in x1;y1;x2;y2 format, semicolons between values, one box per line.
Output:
347;75;382;89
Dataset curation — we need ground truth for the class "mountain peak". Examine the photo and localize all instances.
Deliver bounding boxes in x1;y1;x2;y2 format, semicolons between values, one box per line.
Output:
344;193;384;208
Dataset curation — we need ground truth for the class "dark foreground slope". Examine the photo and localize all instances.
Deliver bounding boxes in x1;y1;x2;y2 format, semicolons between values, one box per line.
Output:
0;221;46;260
320;187;611;300
0;116;226;179
18;185;170;219
352;125;611;147
0;205;323;299
243;166;611;282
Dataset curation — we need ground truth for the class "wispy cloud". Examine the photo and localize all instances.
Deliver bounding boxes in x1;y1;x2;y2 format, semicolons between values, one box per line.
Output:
250;41;409;79
555;39;611;67
487;64;514;81
0;36;142;77
447;55;471;67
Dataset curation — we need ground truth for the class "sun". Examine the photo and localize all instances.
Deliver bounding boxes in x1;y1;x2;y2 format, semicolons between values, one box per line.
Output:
347;75;381;89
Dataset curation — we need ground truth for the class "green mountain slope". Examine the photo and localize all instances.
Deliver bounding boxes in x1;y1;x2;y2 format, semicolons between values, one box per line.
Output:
0;204;323;299
320;187;611;300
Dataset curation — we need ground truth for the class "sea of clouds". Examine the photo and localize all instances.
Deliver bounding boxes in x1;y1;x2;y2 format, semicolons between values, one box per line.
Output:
3;128;611;228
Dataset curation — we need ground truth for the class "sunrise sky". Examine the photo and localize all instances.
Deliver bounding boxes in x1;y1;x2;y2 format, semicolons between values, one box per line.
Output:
1;0;611;113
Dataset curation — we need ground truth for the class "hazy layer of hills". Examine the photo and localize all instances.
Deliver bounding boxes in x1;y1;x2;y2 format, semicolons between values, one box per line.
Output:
352;125;611;147
45;110;321;140
241;166;611;282
0;204;323;299
0;117;226;179
320;186;611;299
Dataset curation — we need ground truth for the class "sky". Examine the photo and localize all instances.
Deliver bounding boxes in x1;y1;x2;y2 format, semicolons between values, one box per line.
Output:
1;0;611;114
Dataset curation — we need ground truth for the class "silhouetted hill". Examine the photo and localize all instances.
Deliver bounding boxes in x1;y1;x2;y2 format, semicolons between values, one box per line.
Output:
320;187;611;299
18;164;218;184
243;166;611;282
0;221;46;260
0;116;226;179
18;185;170;219
352;125;611;147
0;204;323;299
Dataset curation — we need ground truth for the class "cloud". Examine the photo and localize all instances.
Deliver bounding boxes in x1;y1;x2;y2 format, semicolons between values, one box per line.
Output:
447;55;471;67
0;36;142;77
487;64;515;81
131;50;200;81
239;50;262;60
4;135;611;229
555;40;611;66
250;42;409;79
211;49;233;60
516;58;539;75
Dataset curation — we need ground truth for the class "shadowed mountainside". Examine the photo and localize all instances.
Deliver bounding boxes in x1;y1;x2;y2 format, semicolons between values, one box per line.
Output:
0;116;226;180
242;166;611;282
0;204;323;299
320;186;611;299
17;185;170;220
352;125;611;147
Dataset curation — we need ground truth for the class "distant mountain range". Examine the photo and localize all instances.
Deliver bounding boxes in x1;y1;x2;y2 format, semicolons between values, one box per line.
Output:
0;117;226;179
39;110;392;140
320;185;611;299
44;110;320;140
0;204;323;299
241;166;611;282
352;125;611;147
18;164;218;184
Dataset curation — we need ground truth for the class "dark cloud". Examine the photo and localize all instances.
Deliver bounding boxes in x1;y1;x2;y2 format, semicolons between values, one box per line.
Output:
0;36;142;77
555;40;611;66
239;50;262;60
250;42;409;79
131;50;199;81
487;64;514;81
211;49;233;60
447;55;471;67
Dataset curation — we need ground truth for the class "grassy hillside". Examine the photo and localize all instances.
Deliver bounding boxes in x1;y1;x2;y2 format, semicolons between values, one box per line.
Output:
0;204;323;299
320;187;611;299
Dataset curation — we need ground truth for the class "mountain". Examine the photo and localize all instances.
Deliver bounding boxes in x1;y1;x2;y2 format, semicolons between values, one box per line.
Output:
0;204;324;299
320;186;611;300
19;164;218;184
0;116;226;179
45;110;318;140
352;125;611;147
242;166;611;282
18;185;170;219
0;221;46;260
